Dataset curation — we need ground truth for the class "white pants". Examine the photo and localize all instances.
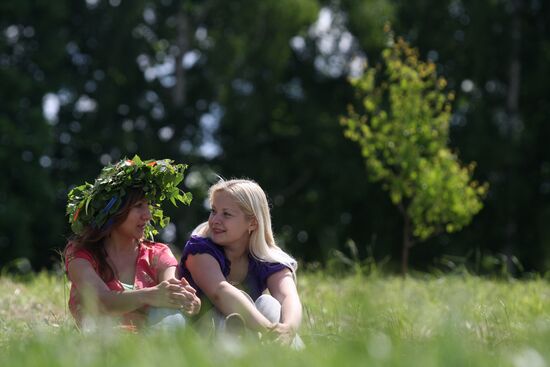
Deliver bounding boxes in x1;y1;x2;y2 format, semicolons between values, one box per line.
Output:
147;307;187;330
199;293;305;349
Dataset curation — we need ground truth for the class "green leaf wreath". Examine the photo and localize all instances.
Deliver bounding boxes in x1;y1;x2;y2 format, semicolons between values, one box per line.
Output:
66;155;192;238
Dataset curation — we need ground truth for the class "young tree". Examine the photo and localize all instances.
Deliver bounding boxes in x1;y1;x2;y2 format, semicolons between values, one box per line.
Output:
341;31;488;274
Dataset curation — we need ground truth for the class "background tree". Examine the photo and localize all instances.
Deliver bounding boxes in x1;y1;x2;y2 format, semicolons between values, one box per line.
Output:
200;1;390;263
341;33;487;274
392;0;550;273
0;1;69;268
2;0;550;274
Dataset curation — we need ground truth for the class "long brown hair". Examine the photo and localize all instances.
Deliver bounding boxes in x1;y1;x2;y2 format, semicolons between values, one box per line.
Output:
65;188;146;282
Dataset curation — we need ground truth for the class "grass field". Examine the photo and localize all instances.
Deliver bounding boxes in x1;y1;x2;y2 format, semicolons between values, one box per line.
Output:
1;271;549;366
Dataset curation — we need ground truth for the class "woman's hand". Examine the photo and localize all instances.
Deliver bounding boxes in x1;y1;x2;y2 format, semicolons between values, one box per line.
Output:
175;277;201;316
145;276;201;315
147;279;189;308
266;322;296;346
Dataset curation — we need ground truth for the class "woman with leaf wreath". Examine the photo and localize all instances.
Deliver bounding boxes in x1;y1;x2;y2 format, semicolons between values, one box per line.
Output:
64;156;200;332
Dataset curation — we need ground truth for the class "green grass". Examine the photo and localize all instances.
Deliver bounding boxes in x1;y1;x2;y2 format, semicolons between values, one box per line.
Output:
1;271;550;366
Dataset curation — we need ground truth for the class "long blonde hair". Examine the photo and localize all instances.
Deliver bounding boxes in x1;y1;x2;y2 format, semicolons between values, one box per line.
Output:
193;178;298;273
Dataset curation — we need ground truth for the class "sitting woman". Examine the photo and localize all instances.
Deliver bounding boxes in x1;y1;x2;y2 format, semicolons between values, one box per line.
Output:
178;178;304;347
64;156;200;332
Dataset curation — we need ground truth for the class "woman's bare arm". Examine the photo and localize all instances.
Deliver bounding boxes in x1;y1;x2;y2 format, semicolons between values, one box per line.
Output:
67;259;186;315
186;253;275;332
266;268;302;344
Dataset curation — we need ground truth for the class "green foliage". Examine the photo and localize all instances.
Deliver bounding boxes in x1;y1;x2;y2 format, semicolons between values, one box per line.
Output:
341;33;488;244
433;251;526;279
327;238;389;277
2;0;550;273
341;0;396;52
66;155;192;238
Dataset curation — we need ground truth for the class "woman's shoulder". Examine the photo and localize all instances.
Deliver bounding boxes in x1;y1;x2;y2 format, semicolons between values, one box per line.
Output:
140;240;177;268
183;236;227;266
140;240;175;258
185;235;220;251
249;256;288;276
64;242;96;269
65;241;90;258
141;240;170;250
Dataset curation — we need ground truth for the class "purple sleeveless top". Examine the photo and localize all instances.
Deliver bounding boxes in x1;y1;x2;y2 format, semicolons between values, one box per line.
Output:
177;235;288;301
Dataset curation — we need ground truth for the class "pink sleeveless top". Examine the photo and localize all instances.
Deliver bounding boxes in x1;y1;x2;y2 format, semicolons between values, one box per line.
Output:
65;240;178;331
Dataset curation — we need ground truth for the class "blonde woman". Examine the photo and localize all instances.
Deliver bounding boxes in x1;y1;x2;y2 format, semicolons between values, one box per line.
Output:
178;179;304;347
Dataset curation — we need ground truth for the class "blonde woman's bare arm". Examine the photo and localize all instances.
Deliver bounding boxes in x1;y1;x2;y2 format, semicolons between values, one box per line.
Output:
186;253;275;332
267;268;303;344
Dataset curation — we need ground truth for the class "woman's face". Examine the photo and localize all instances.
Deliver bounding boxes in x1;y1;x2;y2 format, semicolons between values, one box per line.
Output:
208;190;253;248
115;199;152;240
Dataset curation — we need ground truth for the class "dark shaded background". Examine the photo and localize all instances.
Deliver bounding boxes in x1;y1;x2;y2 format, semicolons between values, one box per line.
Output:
1;0;549;274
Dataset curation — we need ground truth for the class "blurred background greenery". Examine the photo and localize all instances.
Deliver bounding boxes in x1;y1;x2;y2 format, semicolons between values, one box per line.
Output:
1;0;549;275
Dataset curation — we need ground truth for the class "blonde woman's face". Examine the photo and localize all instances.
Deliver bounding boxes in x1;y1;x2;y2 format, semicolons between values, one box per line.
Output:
208;191;253;248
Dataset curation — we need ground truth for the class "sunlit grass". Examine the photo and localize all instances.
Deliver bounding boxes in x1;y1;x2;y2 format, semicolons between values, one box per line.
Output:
0;272;69;347
1;271;550;366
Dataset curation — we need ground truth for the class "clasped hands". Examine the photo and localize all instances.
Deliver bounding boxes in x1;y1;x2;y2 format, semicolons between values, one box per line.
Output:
152;278;201;316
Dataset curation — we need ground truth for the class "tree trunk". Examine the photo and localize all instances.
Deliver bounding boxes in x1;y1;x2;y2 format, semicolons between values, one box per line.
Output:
173;11;189;107
507;0;521;119
503;0;522;275
400;204;412;275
